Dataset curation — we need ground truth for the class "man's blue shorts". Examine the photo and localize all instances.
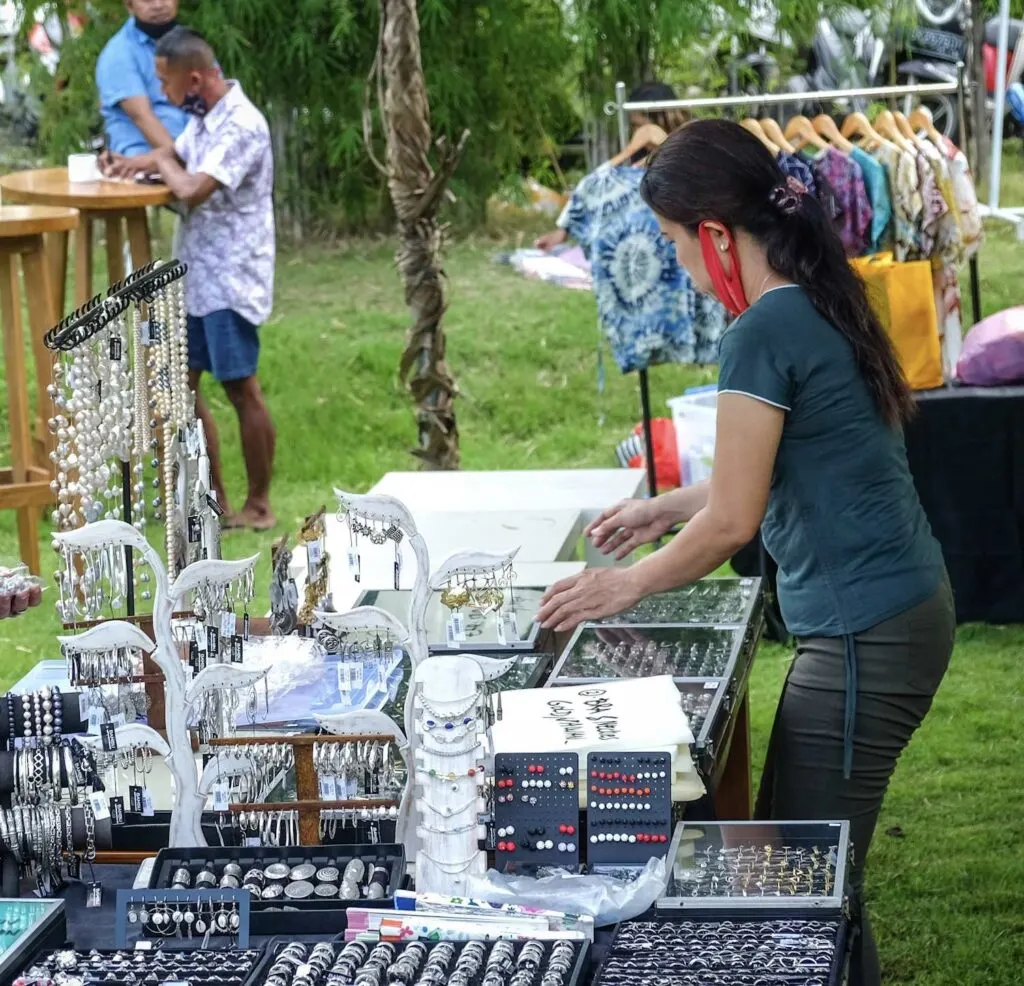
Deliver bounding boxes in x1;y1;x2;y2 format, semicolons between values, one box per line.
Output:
187;309;260;383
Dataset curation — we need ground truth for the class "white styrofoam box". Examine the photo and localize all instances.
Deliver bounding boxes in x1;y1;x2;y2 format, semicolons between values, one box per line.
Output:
668;387;718;487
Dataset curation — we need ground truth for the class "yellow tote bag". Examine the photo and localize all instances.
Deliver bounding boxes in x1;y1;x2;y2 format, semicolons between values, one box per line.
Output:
852;253;943;390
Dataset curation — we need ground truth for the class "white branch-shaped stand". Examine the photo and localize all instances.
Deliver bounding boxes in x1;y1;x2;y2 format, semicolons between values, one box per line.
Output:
78;723;171;759
53;521;262;847
199;750;260;798
58;620;155;654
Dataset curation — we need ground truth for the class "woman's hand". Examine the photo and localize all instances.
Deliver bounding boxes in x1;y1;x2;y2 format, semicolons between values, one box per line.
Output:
534;228;568;252
586;498;675;560
537;567;644;631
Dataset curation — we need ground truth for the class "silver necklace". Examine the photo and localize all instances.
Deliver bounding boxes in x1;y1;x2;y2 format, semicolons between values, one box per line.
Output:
422;796;479;817
419;849;482;872
420;819;479;836
417;739;482;758
416;688;478;721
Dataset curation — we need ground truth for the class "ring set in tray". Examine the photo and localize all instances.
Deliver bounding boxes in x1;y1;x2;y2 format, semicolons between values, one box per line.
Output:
147;845;404;934
257;938;587;986
589;820;854;986
17;947;263;986
545;578;763;773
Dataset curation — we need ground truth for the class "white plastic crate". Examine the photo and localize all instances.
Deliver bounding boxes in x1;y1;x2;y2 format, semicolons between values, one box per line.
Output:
668;387;718;487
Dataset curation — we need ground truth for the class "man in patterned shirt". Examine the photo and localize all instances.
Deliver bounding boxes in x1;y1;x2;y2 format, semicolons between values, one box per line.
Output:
104;26;277;531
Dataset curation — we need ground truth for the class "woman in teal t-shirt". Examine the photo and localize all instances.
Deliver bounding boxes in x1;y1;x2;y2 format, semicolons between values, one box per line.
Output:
538;119;954;986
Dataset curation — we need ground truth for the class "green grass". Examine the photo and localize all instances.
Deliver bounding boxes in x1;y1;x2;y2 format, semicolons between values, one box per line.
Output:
2;158;1024;984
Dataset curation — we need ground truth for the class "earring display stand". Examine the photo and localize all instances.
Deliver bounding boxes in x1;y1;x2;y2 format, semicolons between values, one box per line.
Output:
114;888;250;947
206;734;400;846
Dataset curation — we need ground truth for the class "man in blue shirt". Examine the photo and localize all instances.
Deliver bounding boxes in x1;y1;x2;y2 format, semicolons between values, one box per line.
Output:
96;0;188;156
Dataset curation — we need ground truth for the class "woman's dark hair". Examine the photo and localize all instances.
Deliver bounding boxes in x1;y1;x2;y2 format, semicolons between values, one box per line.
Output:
640;118;915;427
629;81;689;135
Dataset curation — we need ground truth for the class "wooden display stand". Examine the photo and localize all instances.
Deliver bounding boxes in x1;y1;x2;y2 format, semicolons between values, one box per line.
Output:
207;733;399;846
0;205;80;573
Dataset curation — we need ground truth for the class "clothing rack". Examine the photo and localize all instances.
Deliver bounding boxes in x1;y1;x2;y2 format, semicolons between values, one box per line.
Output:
606;72;980;499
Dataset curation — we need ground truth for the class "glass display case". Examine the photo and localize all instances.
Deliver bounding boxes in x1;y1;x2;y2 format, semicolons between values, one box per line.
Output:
356;588;544;652
658;820;851;911
590;577;762;627
0;899;67;983
549;625;744;682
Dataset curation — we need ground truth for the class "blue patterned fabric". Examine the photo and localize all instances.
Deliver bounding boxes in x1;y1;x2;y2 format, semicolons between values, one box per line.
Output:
559;164;725;373
776;152;818;196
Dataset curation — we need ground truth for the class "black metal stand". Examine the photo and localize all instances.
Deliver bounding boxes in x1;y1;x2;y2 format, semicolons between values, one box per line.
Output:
121;460;134;617
637;368;658;498
968;255;982;326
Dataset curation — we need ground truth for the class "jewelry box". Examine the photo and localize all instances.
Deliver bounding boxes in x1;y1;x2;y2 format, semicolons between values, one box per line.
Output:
146;844;405;935
588;577;763;628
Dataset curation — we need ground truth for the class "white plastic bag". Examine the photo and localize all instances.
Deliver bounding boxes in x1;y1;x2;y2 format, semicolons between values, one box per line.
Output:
464;855;669;928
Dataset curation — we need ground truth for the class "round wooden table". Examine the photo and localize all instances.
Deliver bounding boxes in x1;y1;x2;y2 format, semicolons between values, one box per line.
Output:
0;205;80;573
0;167;173;313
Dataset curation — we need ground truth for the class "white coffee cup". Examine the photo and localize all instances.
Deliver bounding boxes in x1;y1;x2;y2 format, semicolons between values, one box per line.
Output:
67;153;101;183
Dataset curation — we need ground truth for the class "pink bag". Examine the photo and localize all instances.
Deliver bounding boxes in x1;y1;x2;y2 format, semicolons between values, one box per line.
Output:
955;307;1024;386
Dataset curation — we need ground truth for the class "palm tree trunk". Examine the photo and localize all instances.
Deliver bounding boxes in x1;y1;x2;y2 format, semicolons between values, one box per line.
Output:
381;0;468;470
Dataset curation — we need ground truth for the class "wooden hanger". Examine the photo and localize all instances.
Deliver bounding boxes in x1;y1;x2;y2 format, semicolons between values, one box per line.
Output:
608;122;669;168
759;117;796;155
784;115;828;152
893;110;928;150
812;114;854;153
841;111;880;143
909;105;944;145
741;118;780;155
873;111;915;153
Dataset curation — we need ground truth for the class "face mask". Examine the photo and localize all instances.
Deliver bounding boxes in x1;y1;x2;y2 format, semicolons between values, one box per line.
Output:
134;17;178;40
182;92;208;118
698;222;749;316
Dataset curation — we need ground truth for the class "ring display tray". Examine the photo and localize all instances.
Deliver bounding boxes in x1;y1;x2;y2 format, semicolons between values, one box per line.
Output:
595;911;849;986
588;577;763;628
0;899;66;984
147;844;405;934
251;938;590;986
657;820;851;912
356;587;544;652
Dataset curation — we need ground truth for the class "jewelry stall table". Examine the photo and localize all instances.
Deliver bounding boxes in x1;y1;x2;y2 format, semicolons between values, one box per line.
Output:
0;168;172;314
0;204;80;573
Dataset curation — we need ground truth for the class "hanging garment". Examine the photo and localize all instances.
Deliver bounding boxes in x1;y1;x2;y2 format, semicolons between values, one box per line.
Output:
850;146;892;253
776;152;818;196
871;143;923;262
559;164;727;373
939;136;983;258
915;150;949;260
808;147;873;256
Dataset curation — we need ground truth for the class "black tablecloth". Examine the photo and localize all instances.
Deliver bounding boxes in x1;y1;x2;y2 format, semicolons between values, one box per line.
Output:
734;385;1024;626
905;385;1024;623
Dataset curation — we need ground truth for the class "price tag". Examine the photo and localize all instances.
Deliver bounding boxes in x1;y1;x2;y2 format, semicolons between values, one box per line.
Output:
109;336;122;361
150;319;162;343
347;549;360;582
89;791;110;821
110;712;126;728
205;491;224;516
319;774;337;800
109;796;126;825
337;663;354;695
206;625;219;656
66;854;81;880
189;639;200;671
220;611;236;639
230;635;244;663
100;722;117;752
703;681;718;690
451;611;466;643
243;613;250;641
86;882;103;908
87;707;103;736
503;609;519;642
212;781;229;813
496;614;506;647
307;537;324;574
139;320;152;345
188;516;202;543
78;693;91;721
134;941;153;951
394;554;402;591
129;785;144;813
243;837;261;848
446;619;456;648
141;789;154;817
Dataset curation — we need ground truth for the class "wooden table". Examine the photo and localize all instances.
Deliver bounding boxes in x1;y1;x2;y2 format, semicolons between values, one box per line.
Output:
0;167;173;314
0;205;79;572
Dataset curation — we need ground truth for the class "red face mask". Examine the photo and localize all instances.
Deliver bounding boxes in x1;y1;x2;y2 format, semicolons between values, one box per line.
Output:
698;222;749;316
